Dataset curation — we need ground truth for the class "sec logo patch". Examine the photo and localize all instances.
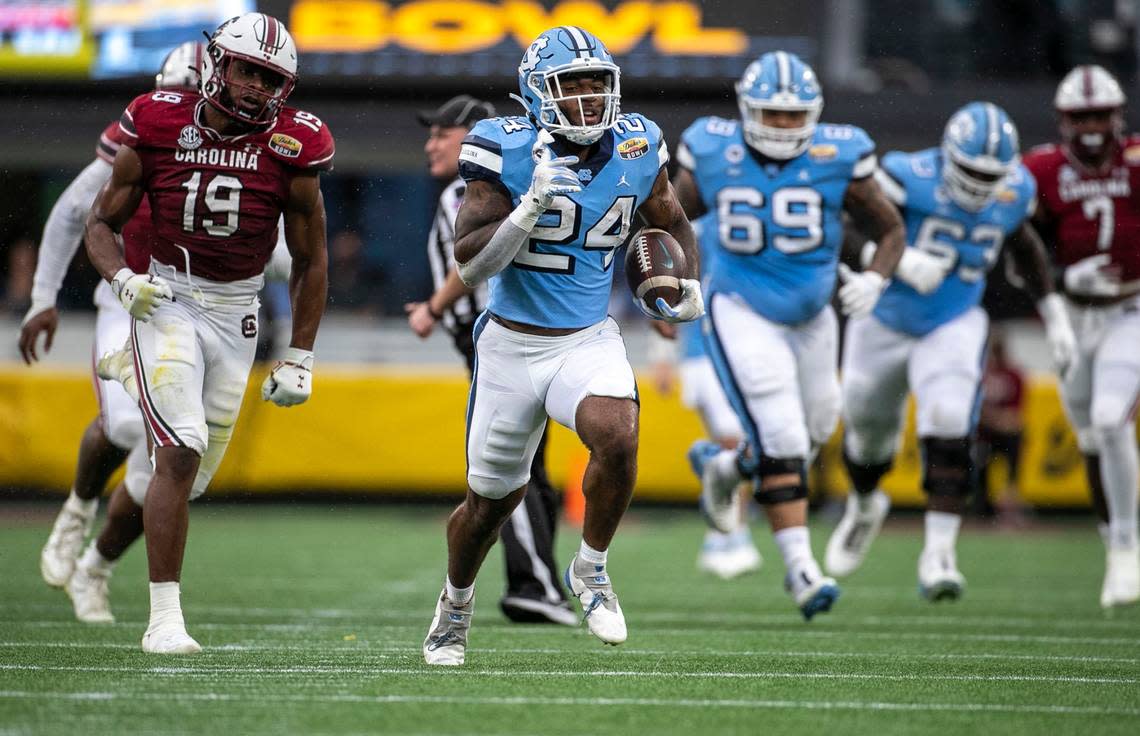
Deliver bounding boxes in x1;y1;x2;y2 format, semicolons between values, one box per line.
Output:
618;137;649;160
269;133;302;158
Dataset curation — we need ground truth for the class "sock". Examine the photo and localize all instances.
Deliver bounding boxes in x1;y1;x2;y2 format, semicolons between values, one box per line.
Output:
1099;426;1140;549
148;581;185;631
773;526;812;573
64;490;98;516
1098;522;1111;549
445;577;474;606
578;540;607;566
78;542;113;573
923;511;961;555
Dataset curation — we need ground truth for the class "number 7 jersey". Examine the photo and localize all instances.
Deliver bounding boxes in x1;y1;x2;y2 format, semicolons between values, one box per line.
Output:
120;90;334;282
458;114;669;329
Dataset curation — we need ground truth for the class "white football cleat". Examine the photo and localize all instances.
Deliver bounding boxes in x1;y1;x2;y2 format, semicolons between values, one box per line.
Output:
1100;545;1140;609
423;591;472;666
41;495;97;588
66;561;115;624
689;440;738;534
96;343;139;402
697;531;762;580
918;549;966;602
825;490;890;578
784;560;840;621
565;557;626;645
141;625;202;655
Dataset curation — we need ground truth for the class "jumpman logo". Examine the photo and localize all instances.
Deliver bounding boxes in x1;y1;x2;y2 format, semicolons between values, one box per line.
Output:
617;173;630;187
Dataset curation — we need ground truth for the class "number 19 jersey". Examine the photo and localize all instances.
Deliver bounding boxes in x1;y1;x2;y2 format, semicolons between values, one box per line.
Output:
121;90;334;282
458;114;668;329
678;116;876;325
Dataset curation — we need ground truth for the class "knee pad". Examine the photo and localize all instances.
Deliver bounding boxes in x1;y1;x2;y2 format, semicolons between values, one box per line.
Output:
752;457;808;505
922;395;973;439
843;451;892;495
921;437;974;498
1075;426;1100;453
124;443;153;506
806;391;841;448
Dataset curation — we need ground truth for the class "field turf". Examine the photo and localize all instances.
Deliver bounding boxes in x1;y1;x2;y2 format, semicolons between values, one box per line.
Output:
0;503;1137;735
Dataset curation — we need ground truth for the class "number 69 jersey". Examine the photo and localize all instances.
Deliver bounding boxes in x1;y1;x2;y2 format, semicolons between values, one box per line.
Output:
458;113;668;329
872;149;1035;337
120;90;334;282
678;116;876;325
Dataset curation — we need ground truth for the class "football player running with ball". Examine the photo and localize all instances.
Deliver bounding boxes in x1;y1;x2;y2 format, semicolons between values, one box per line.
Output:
423;25;702;665
675;52;906;620
826;103;1076;601
85;12;333;653
1023;66;1140;608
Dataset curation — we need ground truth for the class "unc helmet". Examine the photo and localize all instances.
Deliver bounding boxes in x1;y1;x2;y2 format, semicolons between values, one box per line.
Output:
515;26;620;145
941;102;1020;211
155;41;205;92
201;13;298;125
735;51;823;159
1054;65;1125;161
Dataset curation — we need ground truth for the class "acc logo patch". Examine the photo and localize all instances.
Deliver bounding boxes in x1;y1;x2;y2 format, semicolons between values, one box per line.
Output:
996;188;1018;203
618;137;649;160
725;144;745;164
178;125;202;151
1123;145;1140;165
808;144;838;160
269;133;302;158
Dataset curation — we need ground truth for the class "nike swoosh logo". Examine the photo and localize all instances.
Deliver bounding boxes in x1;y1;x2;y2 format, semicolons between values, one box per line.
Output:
657;240;674;269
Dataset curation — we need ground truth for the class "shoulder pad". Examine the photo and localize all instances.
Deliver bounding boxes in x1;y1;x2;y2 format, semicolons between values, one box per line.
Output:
121;90;195;147
996;163;1036;216
616;113;667;168
459;117;534;184
271;107;335;171
679;116;737;165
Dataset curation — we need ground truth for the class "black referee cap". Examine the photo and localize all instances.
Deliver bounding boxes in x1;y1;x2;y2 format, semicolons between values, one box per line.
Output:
416;95;496;128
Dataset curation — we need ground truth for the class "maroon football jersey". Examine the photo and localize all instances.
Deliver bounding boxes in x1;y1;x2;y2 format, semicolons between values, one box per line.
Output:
98;118;153;274
1024;136;1140;281
118;90;334;282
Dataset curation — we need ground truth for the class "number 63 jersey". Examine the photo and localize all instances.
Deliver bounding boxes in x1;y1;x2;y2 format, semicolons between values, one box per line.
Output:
872;149;1034;337
678;116;876;326
458;113;668;329
120;90;334;282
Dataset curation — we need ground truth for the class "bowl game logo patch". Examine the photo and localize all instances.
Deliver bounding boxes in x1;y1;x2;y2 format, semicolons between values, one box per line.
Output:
808;144;838;160
1123;145;1140;165
618;137;649;160
270;133;302;158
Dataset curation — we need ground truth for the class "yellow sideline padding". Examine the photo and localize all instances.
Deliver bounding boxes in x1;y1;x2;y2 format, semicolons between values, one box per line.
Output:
0;363;1104;506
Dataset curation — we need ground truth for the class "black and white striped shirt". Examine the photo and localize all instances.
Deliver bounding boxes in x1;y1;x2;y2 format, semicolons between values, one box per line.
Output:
427;177;487;332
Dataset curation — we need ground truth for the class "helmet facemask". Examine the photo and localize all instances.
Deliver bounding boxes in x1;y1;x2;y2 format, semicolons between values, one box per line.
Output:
941;144;1013;211
529;62;620;145
737;89;822;160
1059;108;1124;165
204;49;295;126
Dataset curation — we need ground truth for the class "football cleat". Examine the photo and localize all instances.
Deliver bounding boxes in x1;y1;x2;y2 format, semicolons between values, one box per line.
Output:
66;560;115;624
824;490;891;578
96;343;139;402
784;561;840;621
1100;545;1140;609
423;591;472;666
40;495;98;588
689;440;738;534
697;530;762;580
918;549;966;602
500;596;578;626
564;557;627;645
141;624;202;655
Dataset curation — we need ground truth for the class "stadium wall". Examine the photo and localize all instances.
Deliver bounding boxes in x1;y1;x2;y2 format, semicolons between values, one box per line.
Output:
0;364;1103;508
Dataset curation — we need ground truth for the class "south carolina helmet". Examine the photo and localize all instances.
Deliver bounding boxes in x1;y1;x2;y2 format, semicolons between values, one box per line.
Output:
941;102;1020;211
735;51;823;160
201;13;297;125
515;26;620;145
154;41;205;92
1054;65;1125;161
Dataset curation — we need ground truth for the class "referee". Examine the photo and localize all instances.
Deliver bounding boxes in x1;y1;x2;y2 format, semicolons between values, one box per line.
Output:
405;95;575;626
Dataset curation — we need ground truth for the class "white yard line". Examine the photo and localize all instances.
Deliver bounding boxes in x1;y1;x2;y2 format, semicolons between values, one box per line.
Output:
0;689;1135;717
1;663;1136;686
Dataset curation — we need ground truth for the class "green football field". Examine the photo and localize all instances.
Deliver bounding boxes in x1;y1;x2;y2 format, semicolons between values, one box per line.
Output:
1;503;1137;735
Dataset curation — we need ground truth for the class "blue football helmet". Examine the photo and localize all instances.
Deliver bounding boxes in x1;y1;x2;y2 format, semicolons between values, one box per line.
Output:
735;51;823;159
515;26;620;145
941;102;1020;210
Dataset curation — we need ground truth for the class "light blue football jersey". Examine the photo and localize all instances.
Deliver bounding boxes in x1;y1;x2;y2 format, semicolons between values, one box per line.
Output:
458;113;669;329
678;212;717;360
872;149;1035;337
679;116;876;325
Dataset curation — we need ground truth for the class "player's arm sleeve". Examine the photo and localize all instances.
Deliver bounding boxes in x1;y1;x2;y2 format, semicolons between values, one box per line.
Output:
458;122;507;188
31;158;115;308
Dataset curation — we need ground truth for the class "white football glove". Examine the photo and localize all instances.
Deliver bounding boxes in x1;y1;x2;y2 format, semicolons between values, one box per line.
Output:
862;241;953;295
261;347;314;407
837;264;887;319
111;268;172;322
1037;293;1078;382
636;278;705;323
523;130;581;207
1063;254;1122;298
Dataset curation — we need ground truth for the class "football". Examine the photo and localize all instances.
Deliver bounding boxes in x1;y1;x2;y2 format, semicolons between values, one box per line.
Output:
625;228;686;316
